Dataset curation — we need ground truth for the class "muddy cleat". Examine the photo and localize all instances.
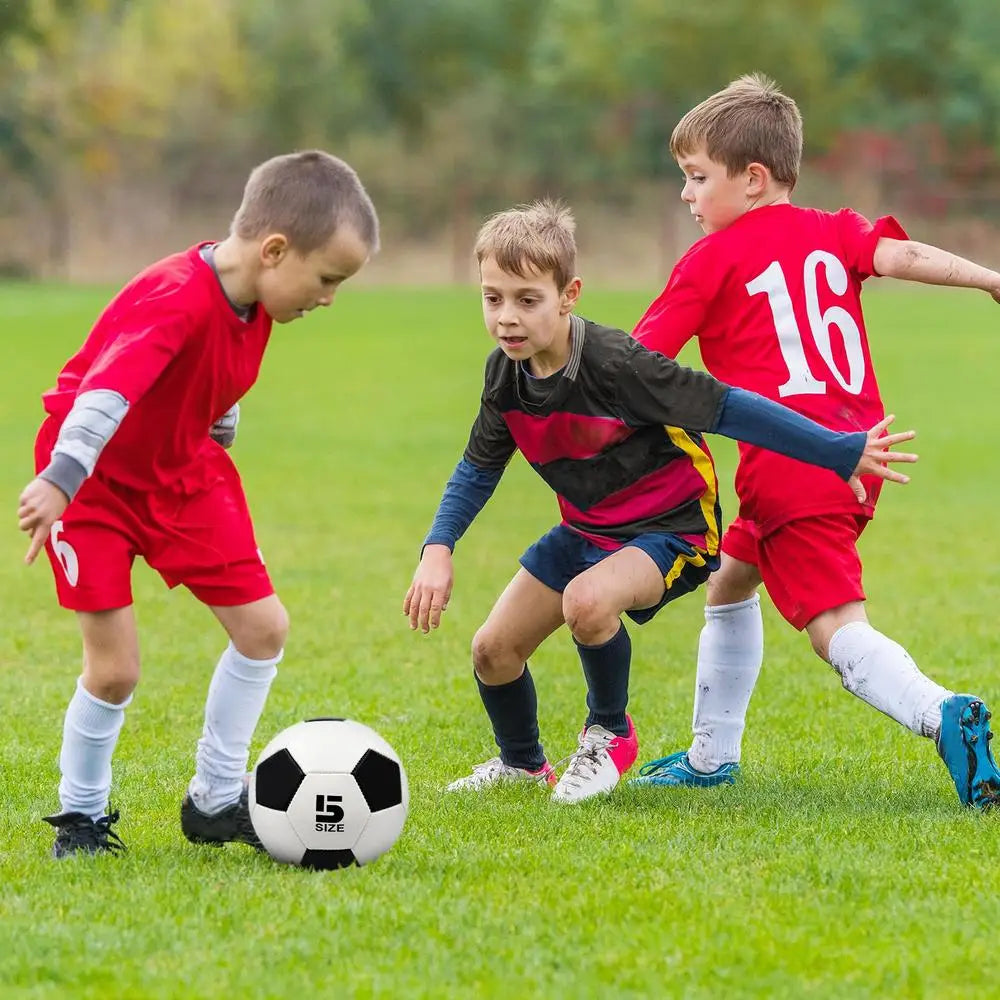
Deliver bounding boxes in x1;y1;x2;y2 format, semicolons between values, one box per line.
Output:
552;715;638;804
630;750;740;788
445;757;557;791
43;809;127;858
937;694;1000;810
181;780;263;849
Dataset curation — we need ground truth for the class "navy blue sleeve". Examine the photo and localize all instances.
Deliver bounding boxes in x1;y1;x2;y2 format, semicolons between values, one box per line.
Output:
422;458;504;552
715;388;866;481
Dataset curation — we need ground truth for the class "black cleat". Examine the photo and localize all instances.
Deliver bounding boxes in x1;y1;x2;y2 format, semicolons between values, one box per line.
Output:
43;809;127;858
180;781;263;850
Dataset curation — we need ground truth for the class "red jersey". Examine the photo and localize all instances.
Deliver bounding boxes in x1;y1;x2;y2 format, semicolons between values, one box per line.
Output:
41;244;272;493
634;204;907;534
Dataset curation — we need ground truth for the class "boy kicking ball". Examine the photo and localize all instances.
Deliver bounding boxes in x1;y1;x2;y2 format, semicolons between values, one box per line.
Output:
18;151;378;856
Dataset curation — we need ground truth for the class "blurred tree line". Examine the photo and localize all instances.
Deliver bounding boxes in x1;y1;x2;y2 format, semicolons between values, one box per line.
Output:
2;0;999;277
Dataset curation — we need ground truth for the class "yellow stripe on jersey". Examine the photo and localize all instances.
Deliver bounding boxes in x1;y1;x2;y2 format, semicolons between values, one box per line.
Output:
664;425;721;558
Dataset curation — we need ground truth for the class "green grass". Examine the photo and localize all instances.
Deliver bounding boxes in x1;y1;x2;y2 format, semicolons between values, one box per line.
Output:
1;282;999;999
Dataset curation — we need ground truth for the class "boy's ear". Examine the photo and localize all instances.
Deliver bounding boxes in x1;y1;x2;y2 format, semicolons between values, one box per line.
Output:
746;162;770;197
260;233;290;266
560;276;583;313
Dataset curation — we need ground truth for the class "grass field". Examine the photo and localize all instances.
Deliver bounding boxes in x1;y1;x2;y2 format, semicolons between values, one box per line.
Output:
1;282;999;999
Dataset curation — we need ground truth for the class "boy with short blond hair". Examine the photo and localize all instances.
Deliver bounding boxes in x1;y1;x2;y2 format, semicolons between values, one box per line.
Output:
632;74;1000;808
405;199;914;804
18;150;378;857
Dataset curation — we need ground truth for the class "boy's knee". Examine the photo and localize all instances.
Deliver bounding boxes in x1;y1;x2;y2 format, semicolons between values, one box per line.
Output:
706;566;759;607
232;599;289;660
82;657;140;705
471;626;517;684
562;579;610;644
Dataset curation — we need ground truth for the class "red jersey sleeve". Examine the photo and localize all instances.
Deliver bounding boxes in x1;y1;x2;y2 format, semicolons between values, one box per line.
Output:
834;209;909;280
632;251;709;359
79;305;193;404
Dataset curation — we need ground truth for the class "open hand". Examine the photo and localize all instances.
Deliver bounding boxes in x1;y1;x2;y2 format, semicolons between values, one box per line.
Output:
403;544;454;634
847;414;918;502
17;477;69;565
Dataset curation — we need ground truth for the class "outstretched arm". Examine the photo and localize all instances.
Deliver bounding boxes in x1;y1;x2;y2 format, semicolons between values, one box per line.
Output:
873;239;1000;301
716;389;917;500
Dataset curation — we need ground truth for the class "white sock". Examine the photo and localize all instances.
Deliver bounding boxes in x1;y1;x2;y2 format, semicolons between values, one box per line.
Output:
688;595;764;772
58;677;131;821
189;642;281;814
827;621;950;738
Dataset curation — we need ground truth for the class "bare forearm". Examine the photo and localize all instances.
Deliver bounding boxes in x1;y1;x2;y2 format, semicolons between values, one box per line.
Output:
874;238;1000;293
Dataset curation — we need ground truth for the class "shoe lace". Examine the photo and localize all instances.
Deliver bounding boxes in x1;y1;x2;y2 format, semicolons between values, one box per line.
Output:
46;809;127;853
638;751;687;778
460;757;551;787
553;729;616;788
468;757;516;786
93;810;127;853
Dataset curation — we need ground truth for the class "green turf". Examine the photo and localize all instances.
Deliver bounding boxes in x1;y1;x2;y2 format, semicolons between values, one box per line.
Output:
1;282;998;999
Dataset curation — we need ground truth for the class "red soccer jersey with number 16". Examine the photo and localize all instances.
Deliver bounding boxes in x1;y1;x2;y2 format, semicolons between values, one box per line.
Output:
634;203;907;535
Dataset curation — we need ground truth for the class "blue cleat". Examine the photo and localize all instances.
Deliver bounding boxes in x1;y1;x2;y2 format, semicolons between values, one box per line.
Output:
629;750;740;788
937;694;1000;810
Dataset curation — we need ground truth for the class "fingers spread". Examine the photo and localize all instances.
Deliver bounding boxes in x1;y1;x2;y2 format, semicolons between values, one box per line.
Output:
876;430;916;446
881;469;911;484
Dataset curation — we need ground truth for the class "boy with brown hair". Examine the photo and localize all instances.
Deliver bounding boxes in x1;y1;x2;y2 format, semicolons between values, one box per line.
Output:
632;74;1000;809
17;150;379;856
404;198;915;804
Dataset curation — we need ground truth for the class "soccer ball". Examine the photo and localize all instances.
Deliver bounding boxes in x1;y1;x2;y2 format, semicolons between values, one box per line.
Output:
248;717;408;869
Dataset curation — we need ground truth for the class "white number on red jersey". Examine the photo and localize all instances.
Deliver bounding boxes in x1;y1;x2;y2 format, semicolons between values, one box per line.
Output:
51;520;80;587
745;252;866;398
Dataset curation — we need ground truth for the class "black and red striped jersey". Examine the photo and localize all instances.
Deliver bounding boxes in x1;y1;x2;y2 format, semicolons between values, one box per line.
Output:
464;315;728;551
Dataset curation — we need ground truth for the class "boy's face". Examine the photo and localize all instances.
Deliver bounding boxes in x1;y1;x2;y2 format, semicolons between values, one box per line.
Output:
256;226;370;323
676;147;757;235
479;256;581;362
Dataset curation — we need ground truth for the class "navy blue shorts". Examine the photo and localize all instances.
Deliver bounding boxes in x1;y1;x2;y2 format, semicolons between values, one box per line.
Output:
519;524;720;625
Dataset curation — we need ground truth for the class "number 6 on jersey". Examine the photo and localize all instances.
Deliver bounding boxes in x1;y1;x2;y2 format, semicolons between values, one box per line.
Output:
746;251;867;398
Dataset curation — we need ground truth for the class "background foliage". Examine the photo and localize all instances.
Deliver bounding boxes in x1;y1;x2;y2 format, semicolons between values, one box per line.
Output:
2;1;1000;280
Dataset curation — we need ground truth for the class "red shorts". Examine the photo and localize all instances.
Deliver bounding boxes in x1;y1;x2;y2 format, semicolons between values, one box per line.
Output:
35;420;274;612
720;513;869;630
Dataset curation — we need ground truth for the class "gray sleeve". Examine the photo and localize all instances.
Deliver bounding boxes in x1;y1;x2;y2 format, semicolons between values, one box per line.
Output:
38;389;130;500
210;403;240;448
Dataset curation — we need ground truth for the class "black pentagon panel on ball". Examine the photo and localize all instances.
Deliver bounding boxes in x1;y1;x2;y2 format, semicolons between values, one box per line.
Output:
301;849;358;871
352;749;403;812
255;748;305;811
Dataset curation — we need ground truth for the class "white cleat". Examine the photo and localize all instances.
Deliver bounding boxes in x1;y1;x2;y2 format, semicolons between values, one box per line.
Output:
552;716;638;804
445;757;557;792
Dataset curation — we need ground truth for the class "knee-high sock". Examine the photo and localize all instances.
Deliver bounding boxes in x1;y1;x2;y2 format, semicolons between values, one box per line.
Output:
189;642;281;813
576;623;631;737
688;596;764;772
476;667;546;771
828;621;949;739
58;677;131;820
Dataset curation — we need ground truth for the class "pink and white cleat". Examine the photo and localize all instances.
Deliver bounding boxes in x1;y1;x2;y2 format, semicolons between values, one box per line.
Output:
445;757;557;792
553;716;638;803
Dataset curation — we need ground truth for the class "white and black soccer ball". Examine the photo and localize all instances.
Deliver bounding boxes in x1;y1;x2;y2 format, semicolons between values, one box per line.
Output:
249;718;408;869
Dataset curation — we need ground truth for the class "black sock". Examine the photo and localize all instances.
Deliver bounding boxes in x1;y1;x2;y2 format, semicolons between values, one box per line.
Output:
475;666;546;771
576;623;631;736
